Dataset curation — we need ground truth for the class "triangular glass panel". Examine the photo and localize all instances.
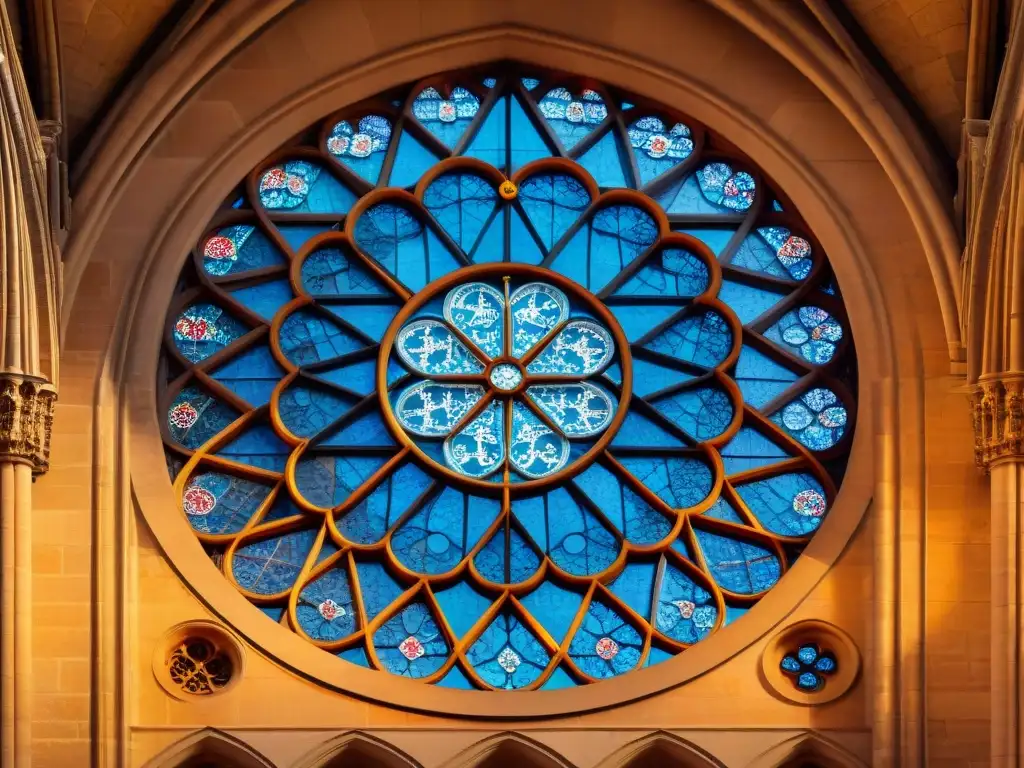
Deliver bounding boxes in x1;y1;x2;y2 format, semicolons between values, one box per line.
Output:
693;528;780;594
510;96;553;171
230;279;294;321
719;426;794;475
231;528;318;594
325;115;392;184
412;86;481;148
335;461;434;545
468;611;550;689
300;245;391;296
518;172;591;249
627;117;693;185
391;487;501;574
388;131;439;188
643;309;733;367
166;385;239;450
423;172;497;252
652;385;735;440
277;309;365;366
202;225;285;277
573;462;673;545
434;581;495;638
717;279;786;324
464;95;507;169
258;160;357;213
215;422;291;472
474;525;543;585
293;454;388;509
277;383;359;438
576;130;628;188
536;87;608;151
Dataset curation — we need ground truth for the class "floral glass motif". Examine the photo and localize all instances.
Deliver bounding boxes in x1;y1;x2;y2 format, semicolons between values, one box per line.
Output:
161;64;856;692
780;643;837;692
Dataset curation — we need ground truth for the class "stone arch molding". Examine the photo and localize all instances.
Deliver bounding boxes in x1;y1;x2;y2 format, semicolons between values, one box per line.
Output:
141;727;276;768
593;731;726;768
744;732;870;768
291;731;422;768
73;0;934;737
438;732;575;768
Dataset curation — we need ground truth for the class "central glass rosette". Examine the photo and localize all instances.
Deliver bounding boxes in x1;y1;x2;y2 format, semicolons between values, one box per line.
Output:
382;269;628;486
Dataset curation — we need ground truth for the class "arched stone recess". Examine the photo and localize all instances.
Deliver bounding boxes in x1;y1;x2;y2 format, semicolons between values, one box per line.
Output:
439;732;574;768
290;731;421;768
744;732;869;768
593;731;725;768
141;728;277;768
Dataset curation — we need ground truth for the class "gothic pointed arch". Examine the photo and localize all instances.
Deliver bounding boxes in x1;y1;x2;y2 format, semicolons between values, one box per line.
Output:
441;732;574;768
141;727;276;768
291;731;421;768
594;731;724;768
743;733;868;768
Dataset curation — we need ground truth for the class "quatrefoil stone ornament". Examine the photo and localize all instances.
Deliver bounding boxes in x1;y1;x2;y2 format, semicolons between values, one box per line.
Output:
382;265;631;489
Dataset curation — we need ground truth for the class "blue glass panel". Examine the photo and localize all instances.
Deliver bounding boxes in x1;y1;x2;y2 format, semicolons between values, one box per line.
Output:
549;204;657;292
167;386;238;449
521;77;540;91
655;564;717;643
510;207;545;264
770;387;847;450
717;280;785;324
444;281;504;358
482;77;497;88
735;472;827;536
413;86;480;148
274;223;338;253
574;462;673;545
527;320;614;375
338;645;372;668
474;525;542;584
437;665;476;689
326;115;392;183
675;227;737;256
471;209;505;263
395;319;484;375
644;310;733;367
627;117;693;185
258;161;356;213
260;606;284;622
372;601;449;678
301;246;390;295
215;423;290;472
540;666;578;689
229;279;293;321
764;307;843;364
518;173;591;249
609;561;657;619
509;282;568;357
354;561;405;621
293;455;387;509
653;386;734;439
513;487;619;575
173;303;247;363
465;95;507;169
753;227;813;280
392;487;500;574
232;528;317;594
605;302;681;342
423;173;497;252
693;529;780;594
393;381;483;438
772;200;784;212
211;344;285;407
703;498;745;523
646;647;673;666
720;427;793;475
658;175;727;215
576;130;628;188
320;409;396;447
734;345;798;410
203;225;285;277
614;248;709;297
696;163;755;212
296;566;358;642
609;407;687;449
353;204;463;292
622;357;694;398
509;401;569;478
569;599;642;679
510;96;552;170
323;303;398;342
315;356;404;396
616;455;713;509
277;385;357;438
468;612;550;689
182;471;271;534
336;461;432;545
537;87;607;150
521;582;584;644
443;401;504;478
388;132;438;188
435;581;494;638
725;605;749;625
277;309;365;365
527;383;615;438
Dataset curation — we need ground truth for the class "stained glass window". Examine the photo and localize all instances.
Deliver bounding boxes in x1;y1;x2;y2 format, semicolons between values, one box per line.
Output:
161;68;856;691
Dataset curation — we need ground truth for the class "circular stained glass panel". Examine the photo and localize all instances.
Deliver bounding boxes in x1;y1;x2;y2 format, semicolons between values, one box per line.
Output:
161;66;856;692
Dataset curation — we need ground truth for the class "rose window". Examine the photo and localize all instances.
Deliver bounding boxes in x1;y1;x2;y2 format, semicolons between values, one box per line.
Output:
160;66;856;692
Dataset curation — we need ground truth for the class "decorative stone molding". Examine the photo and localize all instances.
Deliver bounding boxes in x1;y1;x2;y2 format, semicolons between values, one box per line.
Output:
0;374;55;474
760;619;860;705
153;620;245;700
971;377;1024;470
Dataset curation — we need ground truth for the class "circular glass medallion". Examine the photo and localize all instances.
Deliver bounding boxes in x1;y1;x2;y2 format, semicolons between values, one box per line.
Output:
489;363;523;391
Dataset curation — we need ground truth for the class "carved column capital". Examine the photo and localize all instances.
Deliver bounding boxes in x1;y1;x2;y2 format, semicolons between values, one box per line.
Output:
971;376;1024;470
0;374;56;475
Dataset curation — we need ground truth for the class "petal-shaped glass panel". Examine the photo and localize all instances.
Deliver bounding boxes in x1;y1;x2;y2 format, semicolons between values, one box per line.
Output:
513;488;620;575
372;601;450;679
764;306;843;364
300;246;391;296
509;401;569;478
326;115;392;184
612;247;709;297
568;598;642;679
526;383;615;437
202;225;285;277
474;526;542;585
770;387;848;450
643;309;733;368
468;612;550;689
181;471;272;535
296;566;358;642
509;282;569;357
443;401;505;478
258;160;356;213
696;162;756;212
424;173;497;253
655;563;717;643
627;117;693;185
413;87;480;148
735;471;827;537
518;173;591;250
526;320;614;375
391;487;501;574
443;282;504;359
173;303;248;363
395;319;485;375
537;87;608;150
652;385;735;440
394;381;485;437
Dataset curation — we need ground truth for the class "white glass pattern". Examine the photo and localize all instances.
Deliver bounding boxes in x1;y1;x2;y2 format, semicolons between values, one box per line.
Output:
443;401;505;477
526;320;614;375
526;382;615;437
509;283;569;358
394;381;485;436
443;282;504;359
489;363;522;391
395;319;484;375
509;401;570;478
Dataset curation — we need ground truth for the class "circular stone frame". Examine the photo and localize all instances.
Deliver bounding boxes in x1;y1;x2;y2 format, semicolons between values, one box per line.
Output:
377;262;634;495
760;619;861;705
152;620;247;701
